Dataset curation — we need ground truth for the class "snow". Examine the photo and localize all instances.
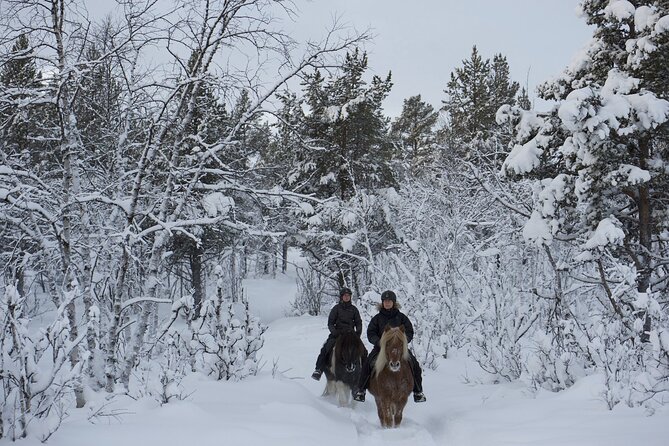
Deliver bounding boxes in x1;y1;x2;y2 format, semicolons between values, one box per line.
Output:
522;210;554;247
202;192;234;218
604;0;635;21
634;6;659;31
340;234;356;252
297;201;315;216
324;94;367;123
656;15;669;33
584;217;626;250
4;269;668;446
500;137;544;175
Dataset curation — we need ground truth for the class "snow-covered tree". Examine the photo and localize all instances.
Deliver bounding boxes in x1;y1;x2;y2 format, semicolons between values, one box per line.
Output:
499;0;669;407
390;94;439;170
295;49;395;200
441;46;519;149
0;0;371;440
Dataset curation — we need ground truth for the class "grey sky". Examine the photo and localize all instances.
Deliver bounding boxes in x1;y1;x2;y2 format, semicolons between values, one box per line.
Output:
84;0;593;118
288;0;593;117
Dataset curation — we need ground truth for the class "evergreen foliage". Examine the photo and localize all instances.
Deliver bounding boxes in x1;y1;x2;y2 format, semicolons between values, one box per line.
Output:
390;94;438;169
441;46;520;146
499;0;669;407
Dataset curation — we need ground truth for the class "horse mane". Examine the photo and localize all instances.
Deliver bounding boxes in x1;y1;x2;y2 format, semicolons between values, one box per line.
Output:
331;331;365;369
373;327;409;376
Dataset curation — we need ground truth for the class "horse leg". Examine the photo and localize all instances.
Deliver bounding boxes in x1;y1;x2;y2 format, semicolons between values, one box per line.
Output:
376;400;388;428
384;404;395;428
335;381;349;407
393;405;403;427
323;379;335;397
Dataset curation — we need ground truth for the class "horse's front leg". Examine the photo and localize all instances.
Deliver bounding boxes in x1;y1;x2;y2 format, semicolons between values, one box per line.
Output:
375;400;389;428
392;405;403;427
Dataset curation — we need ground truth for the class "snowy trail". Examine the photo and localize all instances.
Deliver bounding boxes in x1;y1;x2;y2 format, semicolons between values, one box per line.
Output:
263;315;439;445
349;409;438;446
5;273;667;446
262;310;669;446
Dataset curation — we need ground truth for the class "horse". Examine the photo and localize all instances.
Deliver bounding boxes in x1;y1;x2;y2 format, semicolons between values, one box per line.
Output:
368;325;414;428
323;331;368;406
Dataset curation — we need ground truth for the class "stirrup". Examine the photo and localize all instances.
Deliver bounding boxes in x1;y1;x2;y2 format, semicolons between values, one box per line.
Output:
353;390;365;402
311;369;322;381
413;392;426;403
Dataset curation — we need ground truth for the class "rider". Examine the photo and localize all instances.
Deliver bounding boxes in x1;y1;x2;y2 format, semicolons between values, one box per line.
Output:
352;290;426;403
311;287;363;380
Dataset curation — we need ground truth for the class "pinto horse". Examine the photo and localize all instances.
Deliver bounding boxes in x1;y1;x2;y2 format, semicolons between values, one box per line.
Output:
369;325;414;428
323;331;367;406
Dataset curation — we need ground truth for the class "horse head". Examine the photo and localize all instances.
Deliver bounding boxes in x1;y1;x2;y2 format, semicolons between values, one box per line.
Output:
335;331;365;374
376;325;409;374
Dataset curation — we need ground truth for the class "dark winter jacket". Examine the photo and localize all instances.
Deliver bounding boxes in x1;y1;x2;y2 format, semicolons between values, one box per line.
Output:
328;300;362;337
367;304;414;347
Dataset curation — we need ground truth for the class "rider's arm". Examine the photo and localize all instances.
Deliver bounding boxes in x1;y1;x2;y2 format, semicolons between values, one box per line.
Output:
402;314;414;343
354;307;362;335
367;315;380;346
327;305;339;336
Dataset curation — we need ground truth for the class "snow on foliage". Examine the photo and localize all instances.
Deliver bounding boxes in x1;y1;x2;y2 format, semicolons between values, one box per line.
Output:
583;217;625;250
324;93;367;122
522;210;554;247
202;192;234;218
297;201;315;215
1;286;86;440
498;105;547;176
319;172;336;185
340;234;356;252
500;136;546;175
500;0;669;410
604;0;636;21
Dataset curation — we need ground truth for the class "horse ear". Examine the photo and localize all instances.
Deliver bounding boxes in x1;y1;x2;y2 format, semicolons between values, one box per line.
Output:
383;325;392;333
399;325;405;333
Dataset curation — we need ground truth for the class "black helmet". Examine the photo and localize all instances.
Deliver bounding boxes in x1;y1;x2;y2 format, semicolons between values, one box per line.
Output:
339;287;353;297
380;290;396;302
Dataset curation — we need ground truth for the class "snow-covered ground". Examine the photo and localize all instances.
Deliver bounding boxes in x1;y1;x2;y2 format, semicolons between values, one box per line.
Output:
4;271;668;446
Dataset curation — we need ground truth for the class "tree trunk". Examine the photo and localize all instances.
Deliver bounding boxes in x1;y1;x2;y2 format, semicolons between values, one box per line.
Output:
120;232;168;388
282;240;289;273
190;243;204;318
637;137;652;342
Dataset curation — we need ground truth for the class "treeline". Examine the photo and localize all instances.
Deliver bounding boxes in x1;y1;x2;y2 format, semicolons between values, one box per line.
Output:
1;0;668;441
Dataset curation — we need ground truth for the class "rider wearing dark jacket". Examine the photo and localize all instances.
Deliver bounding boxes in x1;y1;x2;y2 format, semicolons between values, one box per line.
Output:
352;290;426;403
311;287;362;380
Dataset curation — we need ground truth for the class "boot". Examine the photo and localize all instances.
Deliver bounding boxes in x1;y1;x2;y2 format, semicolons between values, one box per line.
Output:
352;389;365;402
413;391;426;403
311;369;323;381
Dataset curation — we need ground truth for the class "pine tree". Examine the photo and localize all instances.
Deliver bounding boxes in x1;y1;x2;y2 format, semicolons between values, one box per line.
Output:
0;34;41;164
297;49;395;200
390;94;438;168
441;46;520;159
499;0;669;373
516;86;531;110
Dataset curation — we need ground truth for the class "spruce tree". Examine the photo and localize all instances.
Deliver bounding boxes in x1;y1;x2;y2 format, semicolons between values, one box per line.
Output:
441;46;520;161
390;94;438;168
0;34;40;164
297;49;395;200
499;0;669;348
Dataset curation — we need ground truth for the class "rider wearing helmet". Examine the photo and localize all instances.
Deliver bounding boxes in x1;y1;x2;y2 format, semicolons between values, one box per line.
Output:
311;287;362;380
352;290;426;403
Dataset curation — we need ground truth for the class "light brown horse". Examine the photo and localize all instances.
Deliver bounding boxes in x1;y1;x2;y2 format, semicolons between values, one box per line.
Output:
368;325;414;428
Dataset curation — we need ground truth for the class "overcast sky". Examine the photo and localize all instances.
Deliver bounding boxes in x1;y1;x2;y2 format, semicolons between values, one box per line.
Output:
288;0;593;117
85;0;593;118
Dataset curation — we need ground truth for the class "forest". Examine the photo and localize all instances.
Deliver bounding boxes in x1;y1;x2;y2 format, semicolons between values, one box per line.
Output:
1;0;668;440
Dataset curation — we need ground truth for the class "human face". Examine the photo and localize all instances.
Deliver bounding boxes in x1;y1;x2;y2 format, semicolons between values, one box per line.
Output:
382;299;394;310
341;293;351;302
